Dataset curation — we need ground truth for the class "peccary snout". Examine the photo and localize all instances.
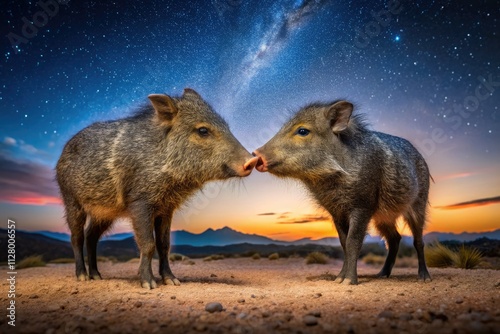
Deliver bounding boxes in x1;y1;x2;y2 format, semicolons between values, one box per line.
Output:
252;151;268;173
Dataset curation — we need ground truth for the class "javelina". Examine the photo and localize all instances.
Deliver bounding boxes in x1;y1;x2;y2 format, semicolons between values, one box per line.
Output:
56;88;259;289
253;100;431;284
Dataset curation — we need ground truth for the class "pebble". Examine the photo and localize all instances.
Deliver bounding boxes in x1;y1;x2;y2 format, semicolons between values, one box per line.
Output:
237;299;245;303
171;296;176;300
307;310;322;318
303;315;318;326
237;313;247;320
210;274;217;278
205;302;223;313
455;297;464;304
314;293;322;298
399;313;413;321
251;294;256;298
262;311;271;318
194;324;207;332
378;310;393;319
29;294;39;299
134;301;143;308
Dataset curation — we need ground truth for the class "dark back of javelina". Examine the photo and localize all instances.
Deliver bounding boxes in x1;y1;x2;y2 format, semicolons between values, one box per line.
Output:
254;100;431;284
56;88;258;288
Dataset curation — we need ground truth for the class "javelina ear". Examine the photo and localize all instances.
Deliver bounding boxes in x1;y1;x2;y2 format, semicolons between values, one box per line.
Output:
148;94;178;121
325;101;353;133
182;88;202;99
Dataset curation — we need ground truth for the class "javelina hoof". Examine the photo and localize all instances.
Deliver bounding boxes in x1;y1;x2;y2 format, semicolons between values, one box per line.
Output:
141;280;158;289
77;274;89;282
164;278;181;286
90;273;102;280
341;278;358;285
419;271;432;282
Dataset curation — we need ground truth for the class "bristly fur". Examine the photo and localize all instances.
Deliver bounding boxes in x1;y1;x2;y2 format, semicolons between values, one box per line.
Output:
255;99;432;284
55;89;252;288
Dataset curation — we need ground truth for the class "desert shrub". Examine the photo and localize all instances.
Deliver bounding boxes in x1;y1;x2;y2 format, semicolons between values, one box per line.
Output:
455;246;483;269
17;255;46;269
97;256;118;263
203;254;224;262
169;253;189;262
305;252;328;265
50;258;75;264
425;242;456;268
268;253;279;260
252;253;261;260
361;253;385;265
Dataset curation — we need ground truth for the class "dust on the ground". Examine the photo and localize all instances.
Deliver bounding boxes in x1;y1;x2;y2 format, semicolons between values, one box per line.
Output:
2;258;499;334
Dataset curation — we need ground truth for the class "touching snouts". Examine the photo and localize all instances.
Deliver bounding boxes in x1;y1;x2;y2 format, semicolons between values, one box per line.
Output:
252;150;268;173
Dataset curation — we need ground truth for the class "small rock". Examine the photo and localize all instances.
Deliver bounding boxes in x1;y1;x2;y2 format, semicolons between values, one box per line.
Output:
251;294;256;298
210;274;217;278
194;324;207;332
237;299;245;303
134;301;143;308
399;313;413;321
237;313;247;320
480;313;493;323
40;305;60;313
378;310;393;319
455;297;464;304
467;321;488;333
170;296;176;300
303;315;318;326
29;294;39;299
205;302;223;313
457;313;472;321
70;289;78;295
307;310;322;318
314;293;322;298
262;311;271;318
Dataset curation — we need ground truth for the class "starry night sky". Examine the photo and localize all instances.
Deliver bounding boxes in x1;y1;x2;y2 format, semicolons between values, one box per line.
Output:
1;0;499;239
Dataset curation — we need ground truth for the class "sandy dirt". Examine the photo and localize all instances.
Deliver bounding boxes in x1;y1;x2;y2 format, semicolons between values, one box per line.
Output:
2;258;499;334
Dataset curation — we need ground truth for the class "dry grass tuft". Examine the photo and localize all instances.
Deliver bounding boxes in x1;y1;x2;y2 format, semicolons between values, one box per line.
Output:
268;253;280;260
17;255;46;269
305;252;328;265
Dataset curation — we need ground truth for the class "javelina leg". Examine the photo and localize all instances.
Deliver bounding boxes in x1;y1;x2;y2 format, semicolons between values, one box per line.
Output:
131;203;157;289
332;215;349;283
375;221;401;278
341;210;371;285
154;214;180;286
405;209;431;282
85;219;113;280
65;201;89;281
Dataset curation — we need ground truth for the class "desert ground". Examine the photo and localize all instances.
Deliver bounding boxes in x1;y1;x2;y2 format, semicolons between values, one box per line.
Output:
2;257;499;334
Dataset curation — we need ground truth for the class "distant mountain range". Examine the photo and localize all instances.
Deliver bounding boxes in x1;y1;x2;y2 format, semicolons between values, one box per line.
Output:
1;227;499;263
33;227;500;247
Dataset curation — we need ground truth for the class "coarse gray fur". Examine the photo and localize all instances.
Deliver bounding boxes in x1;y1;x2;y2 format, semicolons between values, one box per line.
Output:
56;88;256;289
254;100;432;284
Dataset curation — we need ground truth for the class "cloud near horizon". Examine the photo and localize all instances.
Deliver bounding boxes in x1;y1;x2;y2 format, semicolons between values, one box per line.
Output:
436;196;500;210
277;214;331;225
0;153;61;206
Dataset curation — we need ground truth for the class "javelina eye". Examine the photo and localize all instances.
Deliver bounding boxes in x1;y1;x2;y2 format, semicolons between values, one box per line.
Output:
296;128;310;136
197;127;209;137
